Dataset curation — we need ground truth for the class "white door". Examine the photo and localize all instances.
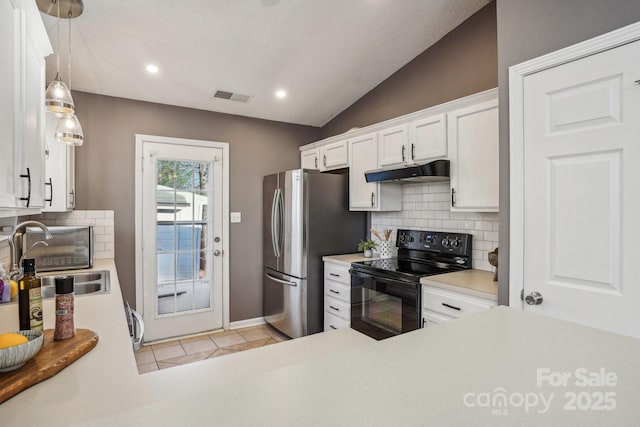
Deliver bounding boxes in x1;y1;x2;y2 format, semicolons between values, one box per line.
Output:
521;40;640;338
139;138;226;342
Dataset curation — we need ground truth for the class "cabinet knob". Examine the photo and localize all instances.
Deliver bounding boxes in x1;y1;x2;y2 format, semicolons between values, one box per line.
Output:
323;154;327;167
371;192;375;207
411;143;415;160
401;145;406;162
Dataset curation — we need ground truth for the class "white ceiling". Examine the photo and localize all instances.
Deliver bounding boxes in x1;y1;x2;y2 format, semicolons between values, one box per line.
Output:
40;0;491;127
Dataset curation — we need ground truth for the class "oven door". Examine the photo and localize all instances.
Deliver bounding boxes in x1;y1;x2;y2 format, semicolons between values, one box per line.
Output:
350;268;420;340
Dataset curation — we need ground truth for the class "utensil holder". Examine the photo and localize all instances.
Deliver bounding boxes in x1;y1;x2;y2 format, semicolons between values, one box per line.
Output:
378;240;393;259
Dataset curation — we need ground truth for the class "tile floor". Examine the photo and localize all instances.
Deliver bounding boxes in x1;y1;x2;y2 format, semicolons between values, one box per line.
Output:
134;324;289;374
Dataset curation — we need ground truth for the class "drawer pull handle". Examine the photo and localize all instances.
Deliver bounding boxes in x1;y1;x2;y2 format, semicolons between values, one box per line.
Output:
329;305;340;311
442;302;461;311
329;273;340;277
330;325;337;330
329;289;340;294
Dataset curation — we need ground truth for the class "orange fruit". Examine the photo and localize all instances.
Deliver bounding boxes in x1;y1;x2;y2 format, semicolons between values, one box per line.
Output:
0;333;28;349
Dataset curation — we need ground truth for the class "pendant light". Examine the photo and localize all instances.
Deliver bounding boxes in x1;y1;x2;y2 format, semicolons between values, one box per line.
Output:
44;0;74;115
55;8;83;146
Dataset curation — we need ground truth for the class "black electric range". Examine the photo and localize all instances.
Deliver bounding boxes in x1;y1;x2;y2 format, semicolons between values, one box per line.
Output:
350;229;472;340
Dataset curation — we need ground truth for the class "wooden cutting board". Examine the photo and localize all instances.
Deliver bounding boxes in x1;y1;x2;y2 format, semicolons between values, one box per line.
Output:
0;328;99;404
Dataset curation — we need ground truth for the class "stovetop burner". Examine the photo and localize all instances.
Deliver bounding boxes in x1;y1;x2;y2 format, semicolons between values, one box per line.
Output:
351;229;473;282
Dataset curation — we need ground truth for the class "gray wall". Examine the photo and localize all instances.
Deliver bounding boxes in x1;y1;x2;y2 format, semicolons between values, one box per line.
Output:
495;0;640;304
321;2;497;138
72;92;320;321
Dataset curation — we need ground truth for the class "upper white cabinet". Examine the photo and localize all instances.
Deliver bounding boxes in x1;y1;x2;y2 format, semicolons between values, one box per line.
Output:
0;0;52;217
301;147;319;170
378;113;447;168
448;97;499;212
299;88;498;213
378;124;408;167
408;113;447;163
319;140;348;170
301;140;348;171
43;117;75;212
0;0;20;209
349;132;401;211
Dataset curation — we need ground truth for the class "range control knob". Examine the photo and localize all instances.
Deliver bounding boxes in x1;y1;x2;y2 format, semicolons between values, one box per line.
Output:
441;238;450;247
450;239;460;248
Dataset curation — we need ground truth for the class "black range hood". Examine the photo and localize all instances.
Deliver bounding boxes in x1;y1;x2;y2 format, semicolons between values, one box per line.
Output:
365;159;450;183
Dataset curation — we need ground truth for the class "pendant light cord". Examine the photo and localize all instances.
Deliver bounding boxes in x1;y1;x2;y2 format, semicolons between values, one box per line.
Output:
56;0;60;77
68;10;72;90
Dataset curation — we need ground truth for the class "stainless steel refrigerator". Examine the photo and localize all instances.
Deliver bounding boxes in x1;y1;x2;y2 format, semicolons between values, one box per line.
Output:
263;169;366;338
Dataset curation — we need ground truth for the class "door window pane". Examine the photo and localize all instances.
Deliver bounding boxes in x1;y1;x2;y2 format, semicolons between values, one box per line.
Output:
155;158;213;315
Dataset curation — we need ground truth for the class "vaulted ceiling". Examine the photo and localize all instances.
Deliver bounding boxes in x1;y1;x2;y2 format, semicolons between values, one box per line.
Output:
40;0;491;127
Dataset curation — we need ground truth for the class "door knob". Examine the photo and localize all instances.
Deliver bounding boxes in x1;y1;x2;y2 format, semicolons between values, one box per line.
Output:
525;291;543;305
213;250;221;257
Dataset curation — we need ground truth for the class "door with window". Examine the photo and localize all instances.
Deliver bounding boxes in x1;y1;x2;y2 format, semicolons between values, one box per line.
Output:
138;136;226;342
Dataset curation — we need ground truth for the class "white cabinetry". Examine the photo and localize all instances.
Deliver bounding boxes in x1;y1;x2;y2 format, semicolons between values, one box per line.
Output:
378;113;447;168
43;117;75;211
301;147;319;170
300;140;348;172
323;261;351;331
349;133;401;211
409;113;447;163
421;285;496;327
0;0;52;217
448;97;499;212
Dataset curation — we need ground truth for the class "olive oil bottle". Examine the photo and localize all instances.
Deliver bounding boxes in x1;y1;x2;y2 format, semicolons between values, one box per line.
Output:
18;258;43;331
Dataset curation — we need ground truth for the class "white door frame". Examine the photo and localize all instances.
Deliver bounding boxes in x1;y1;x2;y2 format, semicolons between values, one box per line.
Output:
508;21;640;308
134;134;230;331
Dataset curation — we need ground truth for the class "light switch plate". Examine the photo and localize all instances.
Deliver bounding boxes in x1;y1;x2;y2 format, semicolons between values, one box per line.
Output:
230;212;241;223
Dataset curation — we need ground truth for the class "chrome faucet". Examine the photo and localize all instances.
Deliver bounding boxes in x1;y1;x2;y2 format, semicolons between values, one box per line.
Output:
8;221;53;280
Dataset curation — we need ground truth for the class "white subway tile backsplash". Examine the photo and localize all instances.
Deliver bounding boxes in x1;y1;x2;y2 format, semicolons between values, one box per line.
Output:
371;183;500;273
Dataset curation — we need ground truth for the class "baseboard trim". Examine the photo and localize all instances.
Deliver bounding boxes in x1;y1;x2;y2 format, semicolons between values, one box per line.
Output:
229;317;266;330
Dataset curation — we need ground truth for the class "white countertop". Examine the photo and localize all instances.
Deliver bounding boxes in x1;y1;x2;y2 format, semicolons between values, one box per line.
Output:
421;269;498;300
2;261;639;426
323;253;381;266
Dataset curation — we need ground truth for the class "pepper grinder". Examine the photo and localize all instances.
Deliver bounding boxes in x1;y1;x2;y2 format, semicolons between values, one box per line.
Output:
54;276;75;340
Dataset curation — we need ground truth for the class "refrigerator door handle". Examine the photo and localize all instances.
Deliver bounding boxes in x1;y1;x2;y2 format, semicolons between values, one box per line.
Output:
271;189;280;258
265;272;298;287
276;188;285;257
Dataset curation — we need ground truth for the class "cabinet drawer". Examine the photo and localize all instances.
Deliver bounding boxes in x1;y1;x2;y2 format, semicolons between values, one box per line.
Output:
422;286;495;319
324;279;350;304
422;310;455;327
324;296;350;321
324;311;350;331
324;263;351;285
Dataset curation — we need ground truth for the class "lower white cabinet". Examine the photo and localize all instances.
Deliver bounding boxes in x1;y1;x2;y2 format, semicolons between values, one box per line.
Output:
421;285;496;327
323;261;351;331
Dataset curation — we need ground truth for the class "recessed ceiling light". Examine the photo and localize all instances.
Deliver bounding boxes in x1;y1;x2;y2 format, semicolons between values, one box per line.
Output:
275;90;287;99
146;64;159;74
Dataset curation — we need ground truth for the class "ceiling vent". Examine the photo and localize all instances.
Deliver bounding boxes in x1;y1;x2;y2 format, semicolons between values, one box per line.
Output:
213;90;252;103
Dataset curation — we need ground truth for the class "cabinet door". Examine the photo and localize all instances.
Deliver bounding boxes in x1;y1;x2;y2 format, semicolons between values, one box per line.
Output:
319;140;348;170
349;133;379;210
43;116;74;212
19;29;47;209
448;98;499;212
408;113;447;163
378;124;408;168
301;148;319;170
422;311;453;327
0;1;19;208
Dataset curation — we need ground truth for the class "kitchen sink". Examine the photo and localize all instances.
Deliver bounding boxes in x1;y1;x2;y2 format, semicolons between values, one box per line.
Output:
41;270;110;299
